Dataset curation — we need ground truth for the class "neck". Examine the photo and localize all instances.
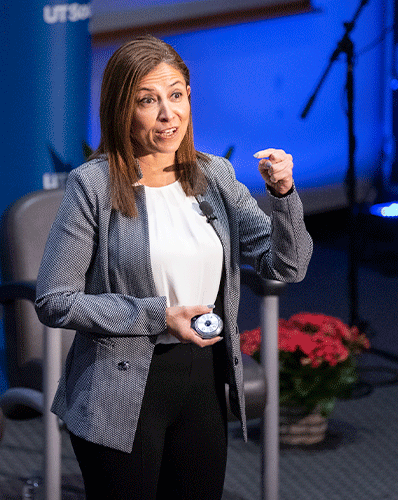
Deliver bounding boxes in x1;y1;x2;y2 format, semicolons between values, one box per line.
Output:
137;153;179;187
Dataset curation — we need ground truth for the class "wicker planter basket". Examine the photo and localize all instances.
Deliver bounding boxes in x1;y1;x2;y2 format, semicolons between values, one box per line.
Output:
279;405;328;445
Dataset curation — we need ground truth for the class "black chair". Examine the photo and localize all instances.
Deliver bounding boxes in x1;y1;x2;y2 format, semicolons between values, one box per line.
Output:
0;188;74;396
0;188;68;500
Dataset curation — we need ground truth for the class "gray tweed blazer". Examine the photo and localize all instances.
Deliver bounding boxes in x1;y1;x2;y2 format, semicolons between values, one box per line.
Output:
35;153;312;453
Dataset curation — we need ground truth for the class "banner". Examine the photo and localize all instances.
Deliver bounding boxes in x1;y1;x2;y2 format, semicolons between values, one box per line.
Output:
0;1;91;391
0;1;91;213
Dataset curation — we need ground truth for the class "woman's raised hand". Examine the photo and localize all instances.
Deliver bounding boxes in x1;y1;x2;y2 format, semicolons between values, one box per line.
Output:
165;305;222;347
254;148;294;196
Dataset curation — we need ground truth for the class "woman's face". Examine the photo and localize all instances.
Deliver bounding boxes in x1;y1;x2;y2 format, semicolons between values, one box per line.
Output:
131;62;191;160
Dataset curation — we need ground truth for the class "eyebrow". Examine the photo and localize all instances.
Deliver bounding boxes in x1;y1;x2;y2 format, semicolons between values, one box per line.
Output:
137;80;185;92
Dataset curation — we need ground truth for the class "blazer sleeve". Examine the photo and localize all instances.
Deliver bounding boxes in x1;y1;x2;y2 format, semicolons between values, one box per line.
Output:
35;169;167;336
223;158;312;282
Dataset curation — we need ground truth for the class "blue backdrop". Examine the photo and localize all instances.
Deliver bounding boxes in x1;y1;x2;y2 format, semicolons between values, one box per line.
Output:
0;1;91;216
0;1;91;391
90;0;387;212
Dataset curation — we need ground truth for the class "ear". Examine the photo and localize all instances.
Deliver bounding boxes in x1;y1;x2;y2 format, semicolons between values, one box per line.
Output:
187;85;191;97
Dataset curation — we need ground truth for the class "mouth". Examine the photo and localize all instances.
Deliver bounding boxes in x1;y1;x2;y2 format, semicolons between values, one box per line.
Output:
156;127;178;138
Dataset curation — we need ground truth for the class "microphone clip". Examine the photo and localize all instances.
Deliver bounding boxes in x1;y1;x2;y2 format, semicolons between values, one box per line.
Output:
198;200;217;223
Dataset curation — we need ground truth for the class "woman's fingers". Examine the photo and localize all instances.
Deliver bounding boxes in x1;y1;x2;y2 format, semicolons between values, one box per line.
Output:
254;148;294;195
165;305;223;347
259;157;292;181
253;148;277;159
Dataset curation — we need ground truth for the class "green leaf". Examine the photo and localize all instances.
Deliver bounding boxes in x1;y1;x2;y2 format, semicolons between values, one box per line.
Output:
317;398;337;417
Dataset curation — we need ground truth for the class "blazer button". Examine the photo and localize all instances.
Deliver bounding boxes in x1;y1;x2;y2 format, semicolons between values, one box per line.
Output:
117;361;130;371
234;357;239;366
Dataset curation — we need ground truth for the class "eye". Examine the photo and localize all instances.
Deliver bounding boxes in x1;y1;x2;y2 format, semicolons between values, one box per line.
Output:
171;91;183;100
138;96;156;106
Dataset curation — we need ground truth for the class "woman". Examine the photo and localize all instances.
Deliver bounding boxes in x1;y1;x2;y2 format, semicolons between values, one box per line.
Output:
35;35;312;499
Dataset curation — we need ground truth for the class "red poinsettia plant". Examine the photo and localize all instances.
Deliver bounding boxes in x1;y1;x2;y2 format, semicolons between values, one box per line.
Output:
240;313;370;417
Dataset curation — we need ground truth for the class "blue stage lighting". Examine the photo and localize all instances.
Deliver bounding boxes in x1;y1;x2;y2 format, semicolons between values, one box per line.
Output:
391;78;398;91
369;202;398;217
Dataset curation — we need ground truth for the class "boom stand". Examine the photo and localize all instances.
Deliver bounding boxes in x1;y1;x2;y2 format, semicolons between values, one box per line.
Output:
301;0;370;328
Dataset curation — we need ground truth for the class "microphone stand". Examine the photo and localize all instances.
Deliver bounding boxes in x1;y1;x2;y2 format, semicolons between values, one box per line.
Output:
301;0;370;328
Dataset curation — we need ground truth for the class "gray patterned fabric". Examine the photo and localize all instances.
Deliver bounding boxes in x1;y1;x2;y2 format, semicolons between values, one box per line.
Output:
35;153;312;453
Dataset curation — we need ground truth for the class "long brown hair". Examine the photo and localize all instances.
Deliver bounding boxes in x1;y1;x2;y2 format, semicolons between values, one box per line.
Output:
93;35;207;217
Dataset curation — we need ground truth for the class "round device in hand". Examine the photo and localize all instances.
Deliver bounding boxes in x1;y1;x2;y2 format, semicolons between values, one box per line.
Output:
191;313;223;339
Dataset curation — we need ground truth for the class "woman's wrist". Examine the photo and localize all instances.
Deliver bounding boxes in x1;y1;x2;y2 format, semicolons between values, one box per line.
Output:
266;183;294;198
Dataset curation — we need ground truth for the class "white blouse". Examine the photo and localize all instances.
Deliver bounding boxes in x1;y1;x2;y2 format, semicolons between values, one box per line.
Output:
144;181;223;344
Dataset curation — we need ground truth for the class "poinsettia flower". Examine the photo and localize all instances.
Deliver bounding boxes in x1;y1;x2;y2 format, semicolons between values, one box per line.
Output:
240;312;370;418
295;333;318;357
240;327;261;356
288;313;327;332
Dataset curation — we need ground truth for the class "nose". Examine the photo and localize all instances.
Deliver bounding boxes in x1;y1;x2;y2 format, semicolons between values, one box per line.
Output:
158;100;175;121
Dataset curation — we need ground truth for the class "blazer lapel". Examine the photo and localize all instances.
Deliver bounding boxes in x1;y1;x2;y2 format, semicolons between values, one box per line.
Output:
195;189;232;297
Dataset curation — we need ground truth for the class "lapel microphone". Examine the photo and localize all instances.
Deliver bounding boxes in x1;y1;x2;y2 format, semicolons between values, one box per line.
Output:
199;200;217;223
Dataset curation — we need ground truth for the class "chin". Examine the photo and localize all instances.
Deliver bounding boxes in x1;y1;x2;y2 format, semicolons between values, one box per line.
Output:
155;141;184;156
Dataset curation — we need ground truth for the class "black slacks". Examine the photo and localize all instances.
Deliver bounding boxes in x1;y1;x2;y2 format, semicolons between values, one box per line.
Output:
70;342;228;500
